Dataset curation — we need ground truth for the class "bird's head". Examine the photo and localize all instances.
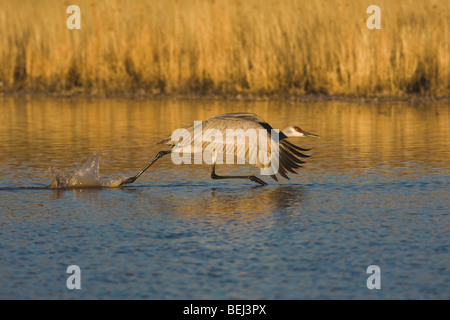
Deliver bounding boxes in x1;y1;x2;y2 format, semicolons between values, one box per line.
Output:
281;126;321;138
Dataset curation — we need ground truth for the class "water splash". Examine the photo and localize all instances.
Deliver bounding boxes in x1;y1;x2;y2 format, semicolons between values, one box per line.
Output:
47;153;128;189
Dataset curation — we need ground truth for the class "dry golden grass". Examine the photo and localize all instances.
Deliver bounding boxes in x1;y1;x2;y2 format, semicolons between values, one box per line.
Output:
0;0;448;97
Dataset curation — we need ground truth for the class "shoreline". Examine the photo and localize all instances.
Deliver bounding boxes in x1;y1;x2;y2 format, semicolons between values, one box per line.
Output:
1;90;449;104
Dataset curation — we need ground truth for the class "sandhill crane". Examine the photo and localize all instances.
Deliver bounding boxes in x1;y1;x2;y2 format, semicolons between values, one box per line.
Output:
119;112;320;186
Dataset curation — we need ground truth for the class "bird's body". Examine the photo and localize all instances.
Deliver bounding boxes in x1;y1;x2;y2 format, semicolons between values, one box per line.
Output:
120;112;320;186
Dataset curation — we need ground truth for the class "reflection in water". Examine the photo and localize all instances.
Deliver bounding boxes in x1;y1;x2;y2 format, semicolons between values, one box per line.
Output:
209;184;305;212
0;96;448;175
47;179;305;217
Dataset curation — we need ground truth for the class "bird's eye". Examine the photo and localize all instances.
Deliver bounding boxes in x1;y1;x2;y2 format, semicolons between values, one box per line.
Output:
294;126;302;133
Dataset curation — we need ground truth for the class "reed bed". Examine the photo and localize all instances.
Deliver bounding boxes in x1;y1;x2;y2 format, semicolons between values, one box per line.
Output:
0;0;448;97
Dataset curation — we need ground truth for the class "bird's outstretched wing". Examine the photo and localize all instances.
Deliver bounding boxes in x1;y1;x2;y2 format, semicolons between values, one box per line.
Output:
158;113;311;180
210;112;268;123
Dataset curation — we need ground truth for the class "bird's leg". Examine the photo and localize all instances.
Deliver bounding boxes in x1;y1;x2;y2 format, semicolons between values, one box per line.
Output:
120;150;170;186
210;164;267;186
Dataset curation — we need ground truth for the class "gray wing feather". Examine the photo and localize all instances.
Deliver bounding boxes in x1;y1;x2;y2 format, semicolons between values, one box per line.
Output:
157;113;311;180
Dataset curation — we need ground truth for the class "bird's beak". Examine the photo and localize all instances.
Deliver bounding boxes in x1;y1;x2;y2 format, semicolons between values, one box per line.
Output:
302;130;321;138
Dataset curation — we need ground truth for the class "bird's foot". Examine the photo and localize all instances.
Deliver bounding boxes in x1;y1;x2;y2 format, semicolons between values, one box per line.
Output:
119;176;137;187
249;176;268;186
